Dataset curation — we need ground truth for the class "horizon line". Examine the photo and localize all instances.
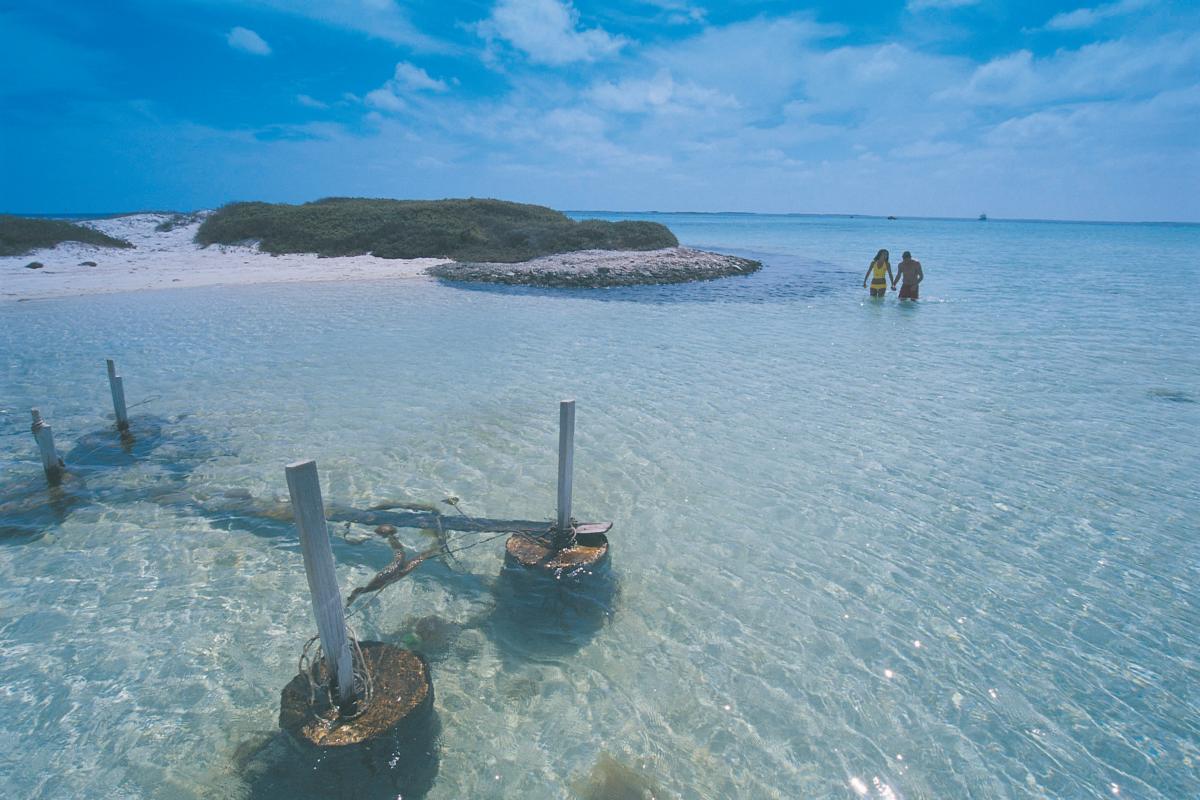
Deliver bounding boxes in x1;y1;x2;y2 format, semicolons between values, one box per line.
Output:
5;206;1197;227
565;209;1200;226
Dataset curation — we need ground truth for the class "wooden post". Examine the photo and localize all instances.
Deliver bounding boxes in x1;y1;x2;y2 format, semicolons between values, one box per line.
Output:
555;399;576;549
106;359;129;431
285;459;356;706
30;408;63;482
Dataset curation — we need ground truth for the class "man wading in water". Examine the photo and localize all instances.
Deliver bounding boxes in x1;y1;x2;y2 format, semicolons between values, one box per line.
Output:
893;251;924;300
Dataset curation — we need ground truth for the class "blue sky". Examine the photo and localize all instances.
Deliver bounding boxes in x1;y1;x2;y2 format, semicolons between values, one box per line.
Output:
1;0;1197;220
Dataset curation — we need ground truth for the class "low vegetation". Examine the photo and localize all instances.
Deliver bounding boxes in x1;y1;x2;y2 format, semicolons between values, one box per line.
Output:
195;198;678;262
155;211;206;232
0;215;133;257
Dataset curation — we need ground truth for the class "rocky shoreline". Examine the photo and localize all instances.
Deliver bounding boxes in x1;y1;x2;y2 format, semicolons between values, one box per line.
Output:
426;246;761;288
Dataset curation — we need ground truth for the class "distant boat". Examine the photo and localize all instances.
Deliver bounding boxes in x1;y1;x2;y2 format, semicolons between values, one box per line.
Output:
978;213;988;221
887;215;897;220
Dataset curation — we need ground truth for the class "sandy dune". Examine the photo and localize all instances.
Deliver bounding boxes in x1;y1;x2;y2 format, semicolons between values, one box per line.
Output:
1;213;450;303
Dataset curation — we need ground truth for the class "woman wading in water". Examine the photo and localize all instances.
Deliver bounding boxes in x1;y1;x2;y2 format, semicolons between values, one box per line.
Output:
863;249;893;298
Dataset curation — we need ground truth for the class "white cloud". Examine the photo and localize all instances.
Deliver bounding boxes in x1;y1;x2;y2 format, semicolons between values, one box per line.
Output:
891;139;963;159
1044;0;1153;31
640;0;706;25
392;62;449;93
478;0;626;65
981;85;1200;163
363;61;450;115
941;31;1200;106
227;26;271;55
642;15;844;111
211;0;448;51
941;49;1037;104
589;69;738;114
907;0;980;11
296;94;328;109
365;88;406;112
543;107;606;136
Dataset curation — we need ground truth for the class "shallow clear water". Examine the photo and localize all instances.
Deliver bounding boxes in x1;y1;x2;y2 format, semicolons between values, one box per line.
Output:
1;214;1198;799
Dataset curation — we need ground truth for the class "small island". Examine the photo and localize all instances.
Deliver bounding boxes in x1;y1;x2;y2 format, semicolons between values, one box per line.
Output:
1;198;762;300
198;197;760;287
196;197;680;262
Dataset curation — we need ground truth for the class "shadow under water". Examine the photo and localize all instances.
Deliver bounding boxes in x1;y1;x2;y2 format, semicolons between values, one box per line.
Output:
487;547;618;663
0;413;230;543
385;613;475;661
236;712;441;800
62;413;228;476
0;471;89;543
1147;387;1196;404
239;643;441;800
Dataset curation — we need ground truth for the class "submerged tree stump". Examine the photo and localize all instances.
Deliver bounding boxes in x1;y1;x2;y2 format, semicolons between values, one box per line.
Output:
504;529;610;574
279;641;433;748
496;529;617;658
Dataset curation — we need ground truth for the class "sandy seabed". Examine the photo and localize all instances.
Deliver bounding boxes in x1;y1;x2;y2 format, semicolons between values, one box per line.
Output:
1;213;450;303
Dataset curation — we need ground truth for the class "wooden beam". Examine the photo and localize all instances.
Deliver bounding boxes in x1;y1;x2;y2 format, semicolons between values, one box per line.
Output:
30;408;62;483
106;359;129;431
285;459;356;706
555;399;576;549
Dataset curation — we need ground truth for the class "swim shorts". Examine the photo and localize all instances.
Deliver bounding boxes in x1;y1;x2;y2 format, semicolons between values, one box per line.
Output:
899;283;919;300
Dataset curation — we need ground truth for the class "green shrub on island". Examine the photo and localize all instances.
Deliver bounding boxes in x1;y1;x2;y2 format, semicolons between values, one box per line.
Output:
155;212;205;232
195;198;678;262
0;215;133;257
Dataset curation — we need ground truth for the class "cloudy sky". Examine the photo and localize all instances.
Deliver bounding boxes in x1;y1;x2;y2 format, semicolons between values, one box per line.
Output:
2;0;1197;220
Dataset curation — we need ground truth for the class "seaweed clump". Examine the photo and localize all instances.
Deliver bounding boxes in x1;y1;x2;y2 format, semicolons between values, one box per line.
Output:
195;197;678;263
573;752;665;800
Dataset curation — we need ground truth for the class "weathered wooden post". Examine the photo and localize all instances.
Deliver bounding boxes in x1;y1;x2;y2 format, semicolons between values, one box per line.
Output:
30;408;63;483
285;459;356;706
554;399;576;549
496;402;616;655
106;359;129;431
504;400;611;572
279;459;435;753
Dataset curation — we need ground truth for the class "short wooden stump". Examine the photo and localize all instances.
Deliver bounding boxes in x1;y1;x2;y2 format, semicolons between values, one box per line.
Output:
279;641;433;748
504;530;610;574
495;529;616;656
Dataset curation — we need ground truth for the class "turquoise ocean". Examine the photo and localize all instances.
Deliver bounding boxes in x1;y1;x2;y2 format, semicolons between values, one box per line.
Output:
1;213;1197;798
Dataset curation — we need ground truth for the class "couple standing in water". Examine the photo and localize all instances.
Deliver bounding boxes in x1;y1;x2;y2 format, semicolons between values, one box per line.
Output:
863;249;923;300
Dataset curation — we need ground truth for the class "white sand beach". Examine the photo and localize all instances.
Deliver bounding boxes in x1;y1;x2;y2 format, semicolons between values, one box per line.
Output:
1;213;450;302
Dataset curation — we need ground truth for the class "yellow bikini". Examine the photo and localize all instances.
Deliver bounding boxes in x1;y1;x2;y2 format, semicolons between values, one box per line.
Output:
870;259;889;291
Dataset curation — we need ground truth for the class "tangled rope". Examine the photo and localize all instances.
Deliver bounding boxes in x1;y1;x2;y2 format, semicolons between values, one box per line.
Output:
335;495;562;628
296;621;375;722
437;494;556;551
